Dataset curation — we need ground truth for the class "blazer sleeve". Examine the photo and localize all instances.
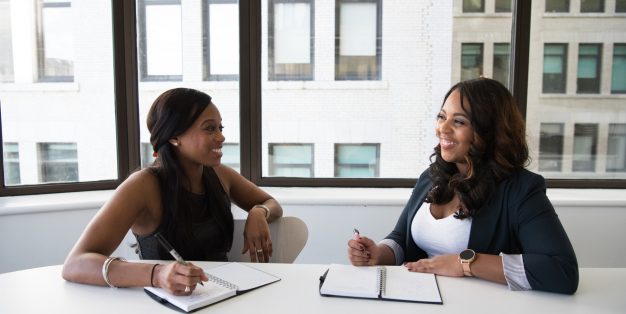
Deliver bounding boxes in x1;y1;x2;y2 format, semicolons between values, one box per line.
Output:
513;173;579;294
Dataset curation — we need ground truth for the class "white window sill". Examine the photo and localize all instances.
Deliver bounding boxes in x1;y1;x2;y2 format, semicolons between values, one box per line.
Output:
1;187;625;216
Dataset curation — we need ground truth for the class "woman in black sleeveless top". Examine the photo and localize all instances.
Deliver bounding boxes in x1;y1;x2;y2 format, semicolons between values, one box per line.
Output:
62;88;283;296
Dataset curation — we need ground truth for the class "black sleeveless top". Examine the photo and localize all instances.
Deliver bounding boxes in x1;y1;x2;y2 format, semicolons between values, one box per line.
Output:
134;167;232;261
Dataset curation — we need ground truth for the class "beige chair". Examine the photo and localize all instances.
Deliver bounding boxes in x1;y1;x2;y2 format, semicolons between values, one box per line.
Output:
228;216;308;263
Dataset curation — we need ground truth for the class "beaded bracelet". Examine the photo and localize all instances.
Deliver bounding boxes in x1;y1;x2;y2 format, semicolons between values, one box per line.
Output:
102;256;126;288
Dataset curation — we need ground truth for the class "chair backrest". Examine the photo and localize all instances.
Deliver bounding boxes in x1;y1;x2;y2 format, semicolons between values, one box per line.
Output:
228;216;308;263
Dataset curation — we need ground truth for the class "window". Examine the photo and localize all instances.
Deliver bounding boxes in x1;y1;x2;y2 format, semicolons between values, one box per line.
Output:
0;0;13;82
3;142;20;185
140;143;155;168
546;0;569;12
268;0;314;80
463;0;484;13
539;124;564;172
461;43;483;81
577;44;602;93
335;0;381;80
335;144;380;178
612;44;626;93
573;124;598;172
37;143;78;183
268;144;314;177
543;43;568;93
37;0;73;82
607;124;626;172
580;0;604;13
221;143;240;173
618;0;626;12
493;43;510;87
137;0;182;81
203;0;238;81
495;0;512;13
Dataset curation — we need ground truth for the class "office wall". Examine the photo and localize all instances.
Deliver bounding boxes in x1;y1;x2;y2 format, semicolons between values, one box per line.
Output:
1;188;625;273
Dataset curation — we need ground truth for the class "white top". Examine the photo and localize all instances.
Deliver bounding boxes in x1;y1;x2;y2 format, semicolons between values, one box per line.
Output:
411;202;472;258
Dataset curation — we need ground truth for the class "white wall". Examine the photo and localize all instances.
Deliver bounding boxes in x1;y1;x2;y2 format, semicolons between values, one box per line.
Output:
1;188;625;273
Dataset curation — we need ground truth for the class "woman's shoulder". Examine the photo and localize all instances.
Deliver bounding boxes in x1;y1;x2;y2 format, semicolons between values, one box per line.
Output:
118;168;161;193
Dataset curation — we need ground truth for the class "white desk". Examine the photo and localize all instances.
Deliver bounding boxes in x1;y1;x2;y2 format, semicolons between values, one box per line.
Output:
1;263;624;314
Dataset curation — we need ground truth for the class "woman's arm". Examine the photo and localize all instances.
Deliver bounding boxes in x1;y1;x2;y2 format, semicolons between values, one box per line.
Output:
214;165;283;262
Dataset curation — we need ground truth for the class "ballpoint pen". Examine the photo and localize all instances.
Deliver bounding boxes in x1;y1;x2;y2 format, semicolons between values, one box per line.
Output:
353;228;361;240
154;232;204;286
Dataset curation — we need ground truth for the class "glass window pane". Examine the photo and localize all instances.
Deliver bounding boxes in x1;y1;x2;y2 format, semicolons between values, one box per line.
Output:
39;1;74;81
493;43;510;87
205;0;238;80
1;0;117;186
138;0;182;81
607;124;626;172
137;0;241;174
269;0;313;80
617;0;626;12
543;43;567;93
539;123;564;172
495;0;511;13
580;0;604;13
0;0;13;82
3;142;20;185
546;0;569;12
461;43;483;81
335;0;381;80
268;144;313;177
335;144;379;178
577;44;601;93
463;0;484;13
612;44;626;93
573;124;598;172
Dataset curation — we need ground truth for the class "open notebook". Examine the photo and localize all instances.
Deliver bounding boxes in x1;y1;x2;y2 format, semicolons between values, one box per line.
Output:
145;263;280;312
319;264;442;304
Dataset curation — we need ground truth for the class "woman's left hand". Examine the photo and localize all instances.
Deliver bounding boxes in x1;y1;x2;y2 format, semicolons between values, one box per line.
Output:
404;254;464;277
242;208;272;263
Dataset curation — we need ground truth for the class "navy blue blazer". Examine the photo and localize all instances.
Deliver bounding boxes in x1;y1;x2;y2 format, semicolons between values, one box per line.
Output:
385;168;579;294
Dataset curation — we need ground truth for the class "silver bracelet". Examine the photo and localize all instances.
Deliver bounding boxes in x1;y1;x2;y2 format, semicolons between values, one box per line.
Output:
102;256;126;288
253;204;270;219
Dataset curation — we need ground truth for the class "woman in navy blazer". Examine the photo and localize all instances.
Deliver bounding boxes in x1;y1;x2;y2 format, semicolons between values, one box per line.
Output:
348;78;578;294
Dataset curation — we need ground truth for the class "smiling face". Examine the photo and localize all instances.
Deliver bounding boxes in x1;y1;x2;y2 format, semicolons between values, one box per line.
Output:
173;102;225;168
436;89;474;174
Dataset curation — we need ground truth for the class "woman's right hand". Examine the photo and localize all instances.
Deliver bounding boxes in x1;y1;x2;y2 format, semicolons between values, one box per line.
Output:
154;262;208;295
347;236;380;266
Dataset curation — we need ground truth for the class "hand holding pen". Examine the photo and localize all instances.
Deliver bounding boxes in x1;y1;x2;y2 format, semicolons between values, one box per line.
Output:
347;227;377;266
154;232;207;294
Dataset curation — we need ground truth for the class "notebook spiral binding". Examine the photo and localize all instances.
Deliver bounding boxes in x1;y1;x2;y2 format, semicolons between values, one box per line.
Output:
377;266;387;296
206;273;239;291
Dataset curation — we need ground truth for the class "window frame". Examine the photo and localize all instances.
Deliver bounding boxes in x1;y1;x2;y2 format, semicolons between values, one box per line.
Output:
1;0;624;197
36;0;74;83
203;0;239;81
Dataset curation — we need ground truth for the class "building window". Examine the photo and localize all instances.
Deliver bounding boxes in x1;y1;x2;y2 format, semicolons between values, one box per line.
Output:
334;143;380;178
0;0;13;83
268;0;314;81
580;0;604;12
37;142;78;183
203;0;238;81
137;0;182;81
546;0;569;12
37;0;73;82
617;0;626;12
495;0;512;13
573;124;598;172
268;143;314;177
3;142;20;185
140;142;155;168
539;124;564;172
611;44;626;94
493;43;510;87
463;0;484;13
335;0;382;81
221;143;240;173
461;43;483;81
577;43;602;94
543;43;568;93
607;124;626;172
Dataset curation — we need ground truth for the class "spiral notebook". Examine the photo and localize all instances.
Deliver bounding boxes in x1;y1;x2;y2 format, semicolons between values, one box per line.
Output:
145;263;280;312
319;264;442;304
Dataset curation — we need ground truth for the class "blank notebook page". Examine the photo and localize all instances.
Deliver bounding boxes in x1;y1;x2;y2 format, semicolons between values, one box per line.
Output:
320;264;379;299
383;267;441;303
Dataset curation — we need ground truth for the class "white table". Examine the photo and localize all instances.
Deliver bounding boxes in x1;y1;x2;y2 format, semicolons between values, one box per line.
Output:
1;262;624;314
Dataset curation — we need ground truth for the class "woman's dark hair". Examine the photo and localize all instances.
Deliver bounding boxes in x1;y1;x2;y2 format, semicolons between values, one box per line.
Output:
146;88;233;259
426;78;529;218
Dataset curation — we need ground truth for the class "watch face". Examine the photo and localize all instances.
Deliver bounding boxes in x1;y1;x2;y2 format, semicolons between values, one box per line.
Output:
460;249;475;260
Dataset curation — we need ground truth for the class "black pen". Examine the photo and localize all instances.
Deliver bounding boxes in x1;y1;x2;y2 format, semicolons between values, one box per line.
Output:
154;232;204;286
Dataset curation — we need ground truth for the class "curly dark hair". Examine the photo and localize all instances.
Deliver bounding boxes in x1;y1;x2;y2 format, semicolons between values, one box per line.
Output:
426;78;529;219
146;88;233;259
